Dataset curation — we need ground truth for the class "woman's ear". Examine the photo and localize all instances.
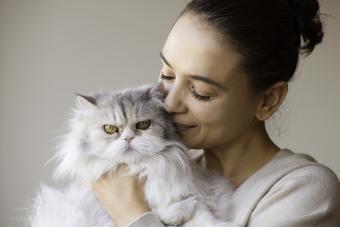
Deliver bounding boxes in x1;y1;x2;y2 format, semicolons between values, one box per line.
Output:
255;81;288;121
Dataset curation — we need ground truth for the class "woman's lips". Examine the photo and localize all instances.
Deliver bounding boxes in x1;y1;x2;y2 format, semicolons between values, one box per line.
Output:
173;122;196;131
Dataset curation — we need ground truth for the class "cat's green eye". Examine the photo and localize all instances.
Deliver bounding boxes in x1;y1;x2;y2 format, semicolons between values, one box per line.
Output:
103;124;119;134
136;120;151;130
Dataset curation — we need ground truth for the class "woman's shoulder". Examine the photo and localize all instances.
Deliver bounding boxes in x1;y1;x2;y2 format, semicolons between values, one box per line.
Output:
266;157;340;202
267;150;340;209
275;148;339;184
255;148;339;200
246;150;340;226
231;148;340;226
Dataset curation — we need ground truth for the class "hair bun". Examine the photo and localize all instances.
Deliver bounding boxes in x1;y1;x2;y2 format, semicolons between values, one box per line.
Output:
288;0;324;55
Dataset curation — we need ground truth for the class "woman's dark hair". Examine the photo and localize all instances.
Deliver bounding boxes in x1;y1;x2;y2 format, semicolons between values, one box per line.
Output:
179;0;324;93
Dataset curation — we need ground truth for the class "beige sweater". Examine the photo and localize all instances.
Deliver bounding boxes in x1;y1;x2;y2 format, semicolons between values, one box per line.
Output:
127;148;340;227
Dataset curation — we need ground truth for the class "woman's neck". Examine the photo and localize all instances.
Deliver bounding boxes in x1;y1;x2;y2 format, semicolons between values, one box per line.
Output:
204;122;280;188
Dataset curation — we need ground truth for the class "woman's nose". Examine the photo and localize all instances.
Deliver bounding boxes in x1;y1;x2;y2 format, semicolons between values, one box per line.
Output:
163;82;187;114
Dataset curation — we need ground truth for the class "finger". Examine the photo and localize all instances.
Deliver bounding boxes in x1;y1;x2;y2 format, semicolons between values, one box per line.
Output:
92;172;110;189
91;181;100;192
117;163;128;171
115;164;130;176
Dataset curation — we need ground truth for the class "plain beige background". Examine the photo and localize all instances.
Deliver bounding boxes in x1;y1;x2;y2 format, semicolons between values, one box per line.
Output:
1;0;339;226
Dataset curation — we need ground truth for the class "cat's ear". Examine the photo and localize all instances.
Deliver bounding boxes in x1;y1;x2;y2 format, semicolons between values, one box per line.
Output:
75;93;98;109
148;82;167;102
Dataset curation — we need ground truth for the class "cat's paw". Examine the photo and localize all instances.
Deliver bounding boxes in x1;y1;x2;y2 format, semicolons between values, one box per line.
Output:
156;196;198;225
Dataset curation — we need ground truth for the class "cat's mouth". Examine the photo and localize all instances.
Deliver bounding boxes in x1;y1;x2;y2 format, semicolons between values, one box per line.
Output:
124;144;135;152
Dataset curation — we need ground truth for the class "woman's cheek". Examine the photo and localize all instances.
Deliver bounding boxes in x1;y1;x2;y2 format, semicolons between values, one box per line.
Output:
199;98;230;122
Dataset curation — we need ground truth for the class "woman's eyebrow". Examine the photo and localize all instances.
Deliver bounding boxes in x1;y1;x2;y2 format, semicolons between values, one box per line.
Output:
189;75;224;89
160;51;225;89
160;51;172;68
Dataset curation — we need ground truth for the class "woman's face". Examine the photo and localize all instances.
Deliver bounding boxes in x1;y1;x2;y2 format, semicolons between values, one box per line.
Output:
159;13;262;150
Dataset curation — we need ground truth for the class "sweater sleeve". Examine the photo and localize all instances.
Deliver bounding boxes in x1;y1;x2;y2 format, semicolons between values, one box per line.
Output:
247;165;340;227
126;212;165;227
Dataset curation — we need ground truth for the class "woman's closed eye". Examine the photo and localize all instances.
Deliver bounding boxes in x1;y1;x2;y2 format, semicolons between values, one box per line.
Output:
160;73;214;102
160;73;174;80
189;84;213;102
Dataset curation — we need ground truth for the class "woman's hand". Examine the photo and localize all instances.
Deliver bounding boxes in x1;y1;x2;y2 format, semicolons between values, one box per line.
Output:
92;164;150;227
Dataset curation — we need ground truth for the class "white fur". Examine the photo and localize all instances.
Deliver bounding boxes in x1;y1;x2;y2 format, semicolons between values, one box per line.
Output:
29;88;234;227
30;144;233;227
30;184;113;227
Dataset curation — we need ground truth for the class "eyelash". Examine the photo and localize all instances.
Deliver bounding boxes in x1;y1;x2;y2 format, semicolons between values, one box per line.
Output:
160;73;173;80
160;73;213;102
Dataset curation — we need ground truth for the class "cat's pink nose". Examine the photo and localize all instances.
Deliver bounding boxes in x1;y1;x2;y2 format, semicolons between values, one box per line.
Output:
124;136;134;143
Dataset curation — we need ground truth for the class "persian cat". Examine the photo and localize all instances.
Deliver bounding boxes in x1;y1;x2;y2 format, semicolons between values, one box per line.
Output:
29;84;234;227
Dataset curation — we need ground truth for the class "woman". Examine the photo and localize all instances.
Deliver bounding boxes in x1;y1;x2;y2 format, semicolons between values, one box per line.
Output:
92;0;340;226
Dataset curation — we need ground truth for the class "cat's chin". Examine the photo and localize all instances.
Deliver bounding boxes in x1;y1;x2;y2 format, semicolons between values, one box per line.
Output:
120;148;167;166
120;151;145;164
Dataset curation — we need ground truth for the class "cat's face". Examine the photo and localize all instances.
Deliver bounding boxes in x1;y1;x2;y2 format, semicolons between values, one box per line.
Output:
71;85;177;164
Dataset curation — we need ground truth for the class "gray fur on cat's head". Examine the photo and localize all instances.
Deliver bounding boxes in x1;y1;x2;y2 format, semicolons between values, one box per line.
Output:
54;84;184;181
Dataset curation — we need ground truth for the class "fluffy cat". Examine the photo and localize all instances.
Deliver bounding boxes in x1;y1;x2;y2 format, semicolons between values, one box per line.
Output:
29;84;234;227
